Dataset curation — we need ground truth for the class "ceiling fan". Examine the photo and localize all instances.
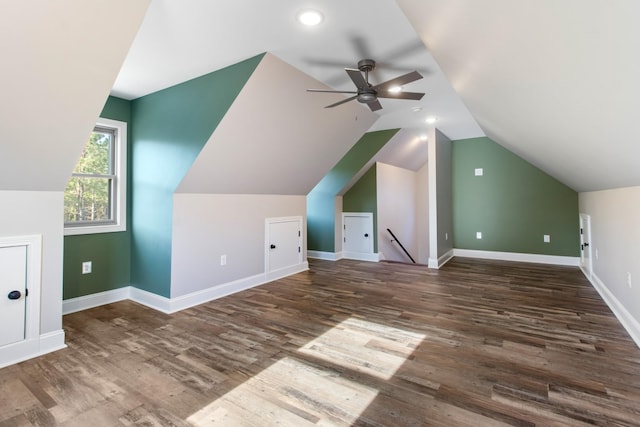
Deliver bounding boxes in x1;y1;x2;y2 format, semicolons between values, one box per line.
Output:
307;59;424;111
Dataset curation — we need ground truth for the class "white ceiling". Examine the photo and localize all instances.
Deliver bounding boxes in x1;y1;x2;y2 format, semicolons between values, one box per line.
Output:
112;0;640;193
111;0;484;147
397;0;640;192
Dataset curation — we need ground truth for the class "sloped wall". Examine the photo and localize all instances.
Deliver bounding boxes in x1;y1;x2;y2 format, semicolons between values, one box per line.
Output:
308;129;399;253
130;55;264;297
171;53;377;297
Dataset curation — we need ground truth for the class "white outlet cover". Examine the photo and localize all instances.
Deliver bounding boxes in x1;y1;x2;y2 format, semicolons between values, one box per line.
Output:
82;261;92;274
476;232;482;239
474;168;484;176
543;235;550;243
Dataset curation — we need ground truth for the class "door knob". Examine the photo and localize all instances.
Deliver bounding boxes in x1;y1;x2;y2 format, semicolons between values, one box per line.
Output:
364;233;369;237
270;244;276;249
584;242;589;247
7;290;21;300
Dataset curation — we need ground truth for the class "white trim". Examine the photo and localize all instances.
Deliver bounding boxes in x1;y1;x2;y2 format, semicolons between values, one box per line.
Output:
64;118;127;236
452;249;580;266
0;330;66;369
584;272;640;349
342;251;380;262
428;249;454;269
307;250;343;261
0;234;45;367
62;263;310;316
62;287;130;315
265;262;309;283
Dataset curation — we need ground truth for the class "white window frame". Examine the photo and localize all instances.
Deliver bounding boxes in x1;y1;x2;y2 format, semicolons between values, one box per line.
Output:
64;118;127;235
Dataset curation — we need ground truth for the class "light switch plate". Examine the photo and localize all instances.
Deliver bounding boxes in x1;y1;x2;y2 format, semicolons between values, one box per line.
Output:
474;168;484;176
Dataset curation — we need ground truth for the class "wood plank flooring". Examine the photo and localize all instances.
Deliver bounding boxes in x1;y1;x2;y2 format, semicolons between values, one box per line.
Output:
2;257;640;426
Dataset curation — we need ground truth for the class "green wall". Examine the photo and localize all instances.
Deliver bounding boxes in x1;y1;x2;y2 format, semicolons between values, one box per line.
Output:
63;96;132;299
131;54;263;297
307;129;398;252
452;137;579;256
343;164;378;252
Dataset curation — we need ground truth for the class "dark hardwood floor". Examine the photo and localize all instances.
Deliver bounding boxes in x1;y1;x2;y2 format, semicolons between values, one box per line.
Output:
2;257;640;426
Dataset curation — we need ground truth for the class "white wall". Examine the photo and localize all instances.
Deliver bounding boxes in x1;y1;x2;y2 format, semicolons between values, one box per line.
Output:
171;194;306;298
416;161;430;264
579;187;640;345
377;163;418;262
0;191;63;335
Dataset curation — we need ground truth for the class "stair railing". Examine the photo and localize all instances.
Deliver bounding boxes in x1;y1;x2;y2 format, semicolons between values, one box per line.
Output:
386;228;416;264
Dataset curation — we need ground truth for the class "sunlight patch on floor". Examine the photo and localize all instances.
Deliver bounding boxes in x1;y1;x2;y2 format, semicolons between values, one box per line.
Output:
298;316;425;380
188;317;424;425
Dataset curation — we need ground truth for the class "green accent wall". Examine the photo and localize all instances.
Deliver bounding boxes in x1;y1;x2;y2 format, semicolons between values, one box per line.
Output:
343;164;378;252
130;54;263;297
452;137;579;256
63;96;132;299
307;129;399;252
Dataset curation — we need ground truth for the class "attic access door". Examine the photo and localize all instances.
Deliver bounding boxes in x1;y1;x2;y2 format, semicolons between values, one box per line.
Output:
266;216;303;273
343;212;374;254
0;245;27;347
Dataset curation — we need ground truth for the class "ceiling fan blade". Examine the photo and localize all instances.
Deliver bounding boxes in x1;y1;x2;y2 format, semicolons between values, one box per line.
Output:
345;68;368;90
307;89;358;94
367;99;383;112
325;95;358;109
373;71;423;91
377;91;425;100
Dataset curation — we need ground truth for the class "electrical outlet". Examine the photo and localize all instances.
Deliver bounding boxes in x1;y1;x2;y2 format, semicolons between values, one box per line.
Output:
474;168;483;176
476;232;482;239
82;261;92;274
220;254;227;266
543;235;550;243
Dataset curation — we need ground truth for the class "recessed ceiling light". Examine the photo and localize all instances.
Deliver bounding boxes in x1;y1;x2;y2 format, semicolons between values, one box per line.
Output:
425;116;438;124
387;86;402;94
297;10;323;26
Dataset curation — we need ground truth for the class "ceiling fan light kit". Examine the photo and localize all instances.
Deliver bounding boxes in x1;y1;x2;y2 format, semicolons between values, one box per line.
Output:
307;59;425;112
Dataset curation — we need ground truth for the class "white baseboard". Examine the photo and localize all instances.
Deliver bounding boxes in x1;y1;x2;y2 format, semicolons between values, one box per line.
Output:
342;252;380;262
585;272;640;349
0;329;66;369
63;287;130;315
307;250;343;261
62;263;310;316
452;249;580;266
428;250;454;269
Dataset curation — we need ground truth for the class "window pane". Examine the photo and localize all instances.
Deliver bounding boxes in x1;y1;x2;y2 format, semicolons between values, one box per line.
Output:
73;128;113;175
64;177;112;222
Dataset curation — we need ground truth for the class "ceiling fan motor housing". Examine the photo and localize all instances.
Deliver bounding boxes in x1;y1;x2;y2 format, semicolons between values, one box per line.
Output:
357;91;377;103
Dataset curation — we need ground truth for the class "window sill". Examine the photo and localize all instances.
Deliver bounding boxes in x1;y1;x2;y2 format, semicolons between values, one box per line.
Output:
64;223;126;236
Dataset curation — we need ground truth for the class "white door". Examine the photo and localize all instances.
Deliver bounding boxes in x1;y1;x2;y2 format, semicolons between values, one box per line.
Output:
0;245;27;347
579;213;592;278
267;217;302;272
343;213;373;254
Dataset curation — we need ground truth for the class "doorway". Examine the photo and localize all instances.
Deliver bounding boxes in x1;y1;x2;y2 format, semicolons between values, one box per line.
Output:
579;213;592;278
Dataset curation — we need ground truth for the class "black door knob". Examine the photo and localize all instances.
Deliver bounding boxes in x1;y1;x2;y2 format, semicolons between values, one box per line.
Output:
270;244;276;249
364;233;369;237
7;290;21;300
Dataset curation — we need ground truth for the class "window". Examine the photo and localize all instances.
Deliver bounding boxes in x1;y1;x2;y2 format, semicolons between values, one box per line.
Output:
64;118;127;235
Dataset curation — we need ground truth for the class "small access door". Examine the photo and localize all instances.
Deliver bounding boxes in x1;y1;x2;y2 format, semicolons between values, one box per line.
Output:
266;217;303;273
579;213;592;278
0;245;27;347
343;212;374;254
